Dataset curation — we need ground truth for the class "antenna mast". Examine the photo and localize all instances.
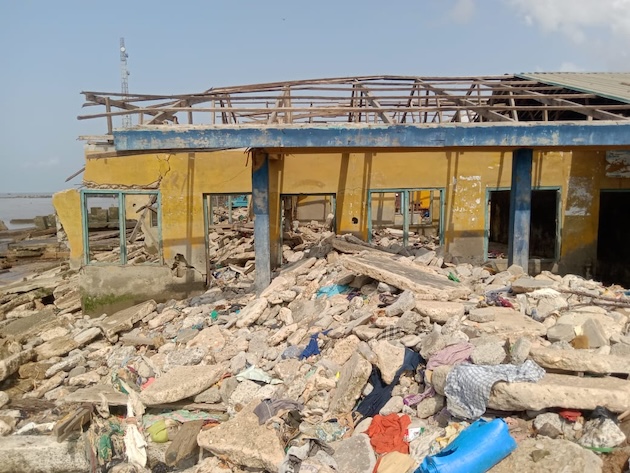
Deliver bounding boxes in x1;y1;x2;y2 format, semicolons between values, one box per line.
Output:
120;37;131;128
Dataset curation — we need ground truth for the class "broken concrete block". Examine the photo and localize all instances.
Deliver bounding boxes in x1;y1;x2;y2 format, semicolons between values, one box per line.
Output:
385;290;415;316
557;311;622;341
468;307;497;323
187;325;226;352
417;394;445;419
510;337;532;364
197;401;285;471
44;354;84;378
164;347;206;371
0;349;34;382
35;336;78;360
578;418;626;449
331;433;376;473
327;334;361;366
0;311;61;343
98;300;157;340
432;366;630;413
72;327;101;346
581;318;609;348
23;371;66;399
342;253;470;301
379;395;403;415
511;278;555;293
0;435;91;473
489;437;602;473
0;391;8;409
416;300;465;324
330;353;371;415
140;364;225;406
372;340;406;384
462;307;546;339
530;346;630;375
470;343;506;365
267;323;298;346
546;324;576;343
235;298;268;328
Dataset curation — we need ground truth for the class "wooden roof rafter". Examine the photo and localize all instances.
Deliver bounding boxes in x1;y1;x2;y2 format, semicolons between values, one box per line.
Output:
78;75;630;135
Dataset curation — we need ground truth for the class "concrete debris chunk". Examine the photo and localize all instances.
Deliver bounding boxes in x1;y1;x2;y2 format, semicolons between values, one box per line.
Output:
196;401;285;471
140;364;225;406
341;253;470;301
98;300;157;340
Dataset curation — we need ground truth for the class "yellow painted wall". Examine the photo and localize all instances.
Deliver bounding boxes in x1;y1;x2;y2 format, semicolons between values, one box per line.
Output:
52;189;83;268
71;147;630;276
83;150;251;270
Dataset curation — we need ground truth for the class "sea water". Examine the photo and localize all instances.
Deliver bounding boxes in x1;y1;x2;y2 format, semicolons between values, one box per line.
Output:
0;193;55;230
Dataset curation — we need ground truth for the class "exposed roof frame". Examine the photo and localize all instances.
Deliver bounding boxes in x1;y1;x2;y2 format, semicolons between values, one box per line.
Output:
78;75;630;135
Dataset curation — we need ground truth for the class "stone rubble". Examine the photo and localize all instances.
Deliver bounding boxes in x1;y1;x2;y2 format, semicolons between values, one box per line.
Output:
1;236;630;472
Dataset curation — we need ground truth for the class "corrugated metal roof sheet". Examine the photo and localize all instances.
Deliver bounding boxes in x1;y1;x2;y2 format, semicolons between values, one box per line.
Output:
516;72;630;104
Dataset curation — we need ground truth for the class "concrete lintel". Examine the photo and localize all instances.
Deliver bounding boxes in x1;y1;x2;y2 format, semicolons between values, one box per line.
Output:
508;148;533;270
252;152;271;292
113;121;630;151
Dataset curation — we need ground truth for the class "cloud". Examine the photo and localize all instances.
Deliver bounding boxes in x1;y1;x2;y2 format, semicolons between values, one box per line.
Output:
506;0;630;44
450;0;476;24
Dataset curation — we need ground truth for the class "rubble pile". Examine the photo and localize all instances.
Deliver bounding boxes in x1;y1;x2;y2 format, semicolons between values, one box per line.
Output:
0;216;66;269
2;239;630;472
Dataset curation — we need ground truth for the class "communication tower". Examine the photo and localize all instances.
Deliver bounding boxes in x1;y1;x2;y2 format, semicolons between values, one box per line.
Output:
120;38;131;128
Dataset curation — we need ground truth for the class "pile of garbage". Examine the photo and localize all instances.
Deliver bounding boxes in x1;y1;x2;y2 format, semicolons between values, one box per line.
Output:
2;238;630;472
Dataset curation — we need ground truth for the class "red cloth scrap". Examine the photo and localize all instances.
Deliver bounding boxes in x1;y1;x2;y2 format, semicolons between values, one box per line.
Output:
366;413;411;455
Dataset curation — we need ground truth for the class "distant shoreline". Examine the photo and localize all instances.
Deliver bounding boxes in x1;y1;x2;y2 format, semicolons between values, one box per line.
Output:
0;194;53;199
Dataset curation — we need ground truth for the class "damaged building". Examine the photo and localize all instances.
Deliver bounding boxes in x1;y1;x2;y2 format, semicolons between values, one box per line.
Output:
54;73;630;314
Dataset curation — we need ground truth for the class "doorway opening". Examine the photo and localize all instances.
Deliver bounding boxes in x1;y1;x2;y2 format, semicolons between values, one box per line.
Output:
280;194;336;265
368;189;443;248
486;189;559;260
597;190;630;286
203;193;254;285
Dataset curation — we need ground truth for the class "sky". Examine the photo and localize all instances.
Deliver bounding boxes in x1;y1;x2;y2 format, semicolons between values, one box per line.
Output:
0;0;628;193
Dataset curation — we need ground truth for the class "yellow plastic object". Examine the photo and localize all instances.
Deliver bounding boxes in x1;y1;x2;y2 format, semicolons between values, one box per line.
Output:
147;420;169;443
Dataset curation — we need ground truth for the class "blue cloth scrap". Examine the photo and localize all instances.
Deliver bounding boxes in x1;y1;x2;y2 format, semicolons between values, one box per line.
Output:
316;284;350;298
299;330;331;359
355;348;422;418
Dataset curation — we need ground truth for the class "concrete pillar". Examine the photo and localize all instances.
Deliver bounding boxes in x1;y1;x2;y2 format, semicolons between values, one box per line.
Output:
508;148;533;271
252;151;271;292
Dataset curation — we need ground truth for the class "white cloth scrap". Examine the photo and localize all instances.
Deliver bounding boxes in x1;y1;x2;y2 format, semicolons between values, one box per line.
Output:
444;360;545;419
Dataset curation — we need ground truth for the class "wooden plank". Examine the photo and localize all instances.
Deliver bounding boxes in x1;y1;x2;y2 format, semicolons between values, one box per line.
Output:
165;420;205;467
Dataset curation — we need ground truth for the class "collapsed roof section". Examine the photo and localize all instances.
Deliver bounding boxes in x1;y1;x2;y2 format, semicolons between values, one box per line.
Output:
78;74;630;135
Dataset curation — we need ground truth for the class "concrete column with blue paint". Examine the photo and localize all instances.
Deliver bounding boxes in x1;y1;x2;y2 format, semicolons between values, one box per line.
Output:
507;148;533;271
252;150;271;292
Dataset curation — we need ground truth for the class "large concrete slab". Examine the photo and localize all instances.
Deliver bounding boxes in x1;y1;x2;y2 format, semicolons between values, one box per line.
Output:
489;437;602;473
432;366;630;413
140;364;225;406
61;384;128;406
98;300;157;340
0;311;60;343
0;435;90;473
463;307;547;339
530;346;630;375
341;254;470;301
488;373;630;413
197;401;285;471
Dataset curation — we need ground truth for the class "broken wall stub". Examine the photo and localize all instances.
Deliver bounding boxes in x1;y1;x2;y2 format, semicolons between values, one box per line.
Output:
79;264;205;315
